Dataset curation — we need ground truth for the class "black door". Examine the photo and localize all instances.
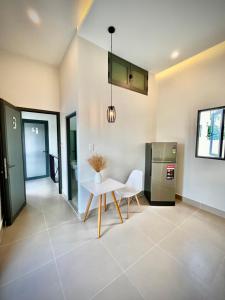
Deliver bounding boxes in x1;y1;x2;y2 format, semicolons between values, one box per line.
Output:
0;99;26;225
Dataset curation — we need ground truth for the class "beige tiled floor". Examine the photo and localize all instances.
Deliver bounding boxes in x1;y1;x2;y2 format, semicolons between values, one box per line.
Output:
0;178;225;300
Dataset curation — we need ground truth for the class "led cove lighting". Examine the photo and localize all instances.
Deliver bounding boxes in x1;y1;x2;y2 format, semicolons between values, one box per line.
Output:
171;50;180;59
27;8;41;25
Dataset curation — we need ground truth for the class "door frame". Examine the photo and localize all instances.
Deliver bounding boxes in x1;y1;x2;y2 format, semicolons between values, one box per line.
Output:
66;112;77;201
19;107;62;194
0;98;26;225
22;119;49;180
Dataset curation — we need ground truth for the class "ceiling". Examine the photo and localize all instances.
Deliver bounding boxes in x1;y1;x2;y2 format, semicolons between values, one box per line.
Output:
0;0;79;65
79;0;225;72
0;0;224;71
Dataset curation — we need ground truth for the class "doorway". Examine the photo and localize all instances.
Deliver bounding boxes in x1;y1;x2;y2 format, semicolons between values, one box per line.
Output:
66;112;78;211
21;108;62;195
22;120;49;180
0;101;63;226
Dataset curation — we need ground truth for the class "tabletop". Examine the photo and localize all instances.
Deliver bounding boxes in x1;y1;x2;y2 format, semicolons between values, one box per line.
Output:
81;178;125;196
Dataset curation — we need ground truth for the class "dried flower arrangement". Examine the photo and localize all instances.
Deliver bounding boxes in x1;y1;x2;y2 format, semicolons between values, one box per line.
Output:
88;154;106;173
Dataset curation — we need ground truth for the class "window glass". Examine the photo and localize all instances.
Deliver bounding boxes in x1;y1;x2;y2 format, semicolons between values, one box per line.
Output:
131;70;145;91
112;61;128;85
197;108;223;158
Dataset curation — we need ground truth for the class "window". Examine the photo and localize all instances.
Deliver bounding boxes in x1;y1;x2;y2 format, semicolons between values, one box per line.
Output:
196;107;225;160
108;53;148;95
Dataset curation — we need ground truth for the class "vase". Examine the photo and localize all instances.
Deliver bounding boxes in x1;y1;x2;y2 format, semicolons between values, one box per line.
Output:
94;172;102;184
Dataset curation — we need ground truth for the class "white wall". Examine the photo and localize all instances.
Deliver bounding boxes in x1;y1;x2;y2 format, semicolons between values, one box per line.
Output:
155;42;225;212
59;35;79;200
21;112;58;157
59;35;157;213
0;50;60;111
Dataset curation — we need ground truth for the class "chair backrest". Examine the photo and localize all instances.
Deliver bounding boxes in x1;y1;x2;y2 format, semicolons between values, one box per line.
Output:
125;169;143;192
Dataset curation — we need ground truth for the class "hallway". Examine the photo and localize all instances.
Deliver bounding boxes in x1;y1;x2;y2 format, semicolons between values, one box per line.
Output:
0;178;91;299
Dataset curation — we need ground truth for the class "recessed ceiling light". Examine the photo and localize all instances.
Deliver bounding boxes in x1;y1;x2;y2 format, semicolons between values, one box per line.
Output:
27;8;41;25
171;50;180;60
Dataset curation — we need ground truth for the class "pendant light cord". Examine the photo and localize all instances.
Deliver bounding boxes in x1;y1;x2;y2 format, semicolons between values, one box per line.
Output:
110;32;112;107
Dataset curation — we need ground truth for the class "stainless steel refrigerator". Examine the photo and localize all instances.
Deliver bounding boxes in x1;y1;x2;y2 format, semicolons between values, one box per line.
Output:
144;142;177;205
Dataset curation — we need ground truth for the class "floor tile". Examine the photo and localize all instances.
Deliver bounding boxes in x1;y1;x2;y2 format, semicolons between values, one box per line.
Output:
129;208;175;243
25;179;59;199
193;209;225;231
150;201;198;225
0;231;53;286
0;262;63;300
101;221;154;270
49;219;95;257
26;195;43;210
41;194;66;210
180;214;225;253
1;178;223;300
57;240;122;300
92;274;143;300
126;246;206;300
159;227;225;285
206;257;225;300
43;201;77;228
84;206;128;237
1;205;46;245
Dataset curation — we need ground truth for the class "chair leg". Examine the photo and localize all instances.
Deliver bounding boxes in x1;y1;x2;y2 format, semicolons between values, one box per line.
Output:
98;195;102;238
127;198;131;219
118;197;122;206
83;193;94;222
135;195;141;206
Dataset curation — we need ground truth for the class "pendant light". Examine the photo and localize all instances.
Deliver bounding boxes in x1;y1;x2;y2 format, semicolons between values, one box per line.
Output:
107;26;116;123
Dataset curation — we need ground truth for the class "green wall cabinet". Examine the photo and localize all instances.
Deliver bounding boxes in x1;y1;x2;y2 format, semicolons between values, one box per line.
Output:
108;53;148;95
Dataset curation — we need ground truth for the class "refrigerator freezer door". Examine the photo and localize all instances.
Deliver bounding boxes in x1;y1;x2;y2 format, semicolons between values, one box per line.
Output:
152;142;177;163
151;162;176;203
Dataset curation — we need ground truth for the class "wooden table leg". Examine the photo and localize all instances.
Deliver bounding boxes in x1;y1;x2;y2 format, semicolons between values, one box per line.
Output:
83;193;94;222
111;192;123;223
98;195;102;238
104;193;107;211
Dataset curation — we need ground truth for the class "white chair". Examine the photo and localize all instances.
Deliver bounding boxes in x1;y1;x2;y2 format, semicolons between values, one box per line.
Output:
115;170;143;218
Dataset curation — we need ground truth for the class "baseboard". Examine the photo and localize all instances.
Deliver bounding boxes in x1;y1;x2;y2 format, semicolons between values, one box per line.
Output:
63;190;225;221
200;203;225;219
176;194;225;219
61;193;82;221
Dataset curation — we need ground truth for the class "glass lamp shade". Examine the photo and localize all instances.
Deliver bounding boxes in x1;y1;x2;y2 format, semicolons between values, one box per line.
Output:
107;105;116;123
